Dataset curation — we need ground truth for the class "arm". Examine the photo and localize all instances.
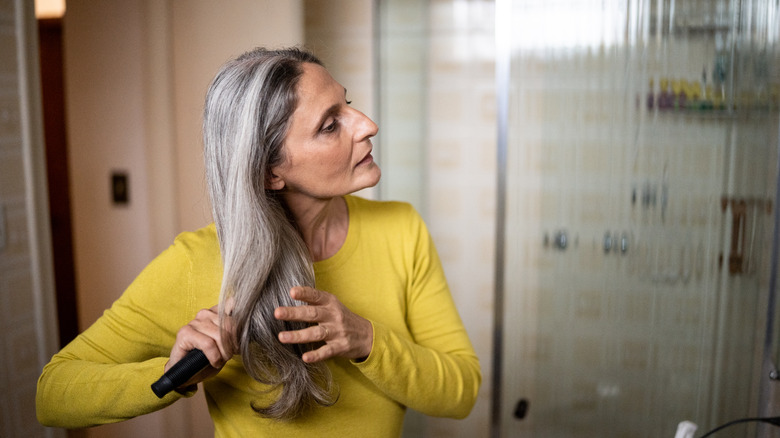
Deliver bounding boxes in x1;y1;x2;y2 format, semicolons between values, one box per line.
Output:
276;205;481;418
353;216;481;419
357;320;481;419
36;237;203;428
276;282;480;419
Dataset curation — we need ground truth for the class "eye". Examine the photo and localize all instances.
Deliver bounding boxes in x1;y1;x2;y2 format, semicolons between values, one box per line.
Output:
321;119;339;134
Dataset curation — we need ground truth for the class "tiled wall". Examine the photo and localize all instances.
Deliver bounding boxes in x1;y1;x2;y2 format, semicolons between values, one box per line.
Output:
0;1;60;437
0;3;37;436
425;1;496;436
379;1;496;436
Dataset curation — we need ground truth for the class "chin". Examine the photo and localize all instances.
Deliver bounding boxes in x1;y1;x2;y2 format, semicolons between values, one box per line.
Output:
366;167;381;187
350;165;381;193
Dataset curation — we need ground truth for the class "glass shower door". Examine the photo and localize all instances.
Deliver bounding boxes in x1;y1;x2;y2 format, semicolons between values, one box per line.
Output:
498;1;780;437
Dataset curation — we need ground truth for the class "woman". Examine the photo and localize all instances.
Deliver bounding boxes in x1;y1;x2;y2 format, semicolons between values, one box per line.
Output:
37;47;481;437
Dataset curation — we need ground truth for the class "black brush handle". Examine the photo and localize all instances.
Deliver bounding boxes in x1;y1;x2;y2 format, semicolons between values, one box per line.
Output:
151;349;210;398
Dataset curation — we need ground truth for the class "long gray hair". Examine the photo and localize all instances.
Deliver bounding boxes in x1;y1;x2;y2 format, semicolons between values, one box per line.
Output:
203;47;336;420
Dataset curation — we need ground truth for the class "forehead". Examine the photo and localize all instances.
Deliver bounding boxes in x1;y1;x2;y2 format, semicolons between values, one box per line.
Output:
296;63;342;106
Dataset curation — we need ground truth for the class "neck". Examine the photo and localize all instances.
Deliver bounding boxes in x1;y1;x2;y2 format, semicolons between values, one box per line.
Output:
281;194;348;262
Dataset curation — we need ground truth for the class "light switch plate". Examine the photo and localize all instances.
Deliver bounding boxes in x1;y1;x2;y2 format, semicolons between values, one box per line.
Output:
112;172;129;205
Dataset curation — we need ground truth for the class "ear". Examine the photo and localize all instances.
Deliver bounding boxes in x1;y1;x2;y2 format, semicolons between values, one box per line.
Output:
265;170;285;190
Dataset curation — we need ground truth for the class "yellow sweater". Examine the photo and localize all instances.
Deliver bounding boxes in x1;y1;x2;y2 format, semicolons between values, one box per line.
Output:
37;196;481;437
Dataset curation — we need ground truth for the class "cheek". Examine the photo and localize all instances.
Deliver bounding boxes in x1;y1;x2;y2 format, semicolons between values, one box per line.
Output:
315;145;353;174
287;136;354;181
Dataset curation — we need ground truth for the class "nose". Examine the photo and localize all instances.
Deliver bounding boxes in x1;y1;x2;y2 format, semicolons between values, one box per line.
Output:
352;108;378;143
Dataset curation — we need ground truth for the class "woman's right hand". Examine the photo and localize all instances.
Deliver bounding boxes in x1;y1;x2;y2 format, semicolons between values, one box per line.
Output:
166;305;235;389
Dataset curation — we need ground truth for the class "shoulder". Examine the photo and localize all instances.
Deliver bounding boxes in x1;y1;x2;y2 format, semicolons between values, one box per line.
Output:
116;224;221;320
346;195;421;224
173;223;218;249
166;223;221;267
346;196;428;245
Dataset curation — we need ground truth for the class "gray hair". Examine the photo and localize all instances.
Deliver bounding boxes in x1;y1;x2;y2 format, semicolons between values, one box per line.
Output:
203;47;336;420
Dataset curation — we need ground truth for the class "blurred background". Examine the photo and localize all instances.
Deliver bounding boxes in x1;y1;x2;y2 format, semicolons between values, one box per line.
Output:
3;0;780;437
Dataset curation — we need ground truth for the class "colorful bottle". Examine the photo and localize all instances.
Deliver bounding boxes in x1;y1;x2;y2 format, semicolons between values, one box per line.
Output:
673;80;687;110
647;78;655;109
659;78;672;110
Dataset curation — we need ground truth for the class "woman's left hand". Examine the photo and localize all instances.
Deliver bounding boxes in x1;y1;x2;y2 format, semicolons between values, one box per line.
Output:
274;286;373;363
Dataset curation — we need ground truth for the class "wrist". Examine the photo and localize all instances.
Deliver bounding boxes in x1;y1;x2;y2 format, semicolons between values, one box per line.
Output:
361;318;374;360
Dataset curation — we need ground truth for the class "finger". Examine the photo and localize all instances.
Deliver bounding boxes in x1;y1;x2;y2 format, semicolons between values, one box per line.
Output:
274;303;323;323
193;308;221;332
178;330;223;365
188;315;224;353
302;343;336;363
217;296;236;317
171;309;227;368
195;307;236;360
207;303;237;356
169;328;221;371
278;324;328;344
219;315;238;354
289;286;330;305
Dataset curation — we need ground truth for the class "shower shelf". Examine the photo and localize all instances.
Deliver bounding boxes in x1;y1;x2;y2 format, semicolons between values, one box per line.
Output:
638;104;780;120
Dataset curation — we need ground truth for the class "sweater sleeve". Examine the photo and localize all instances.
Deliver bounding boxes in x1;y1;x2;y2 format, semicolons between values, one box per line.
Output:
36;236;204;428
353;209;482;419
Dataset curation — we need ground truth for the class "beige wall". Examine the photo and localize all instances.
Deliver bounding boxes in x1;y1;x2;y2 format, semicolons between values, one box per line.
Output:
63;1;303;436
65;0;155;332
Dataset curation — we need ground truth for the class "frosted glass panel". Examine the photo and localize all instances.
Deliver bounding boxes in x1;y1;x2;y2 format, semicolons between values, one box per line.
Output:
500;0;780;437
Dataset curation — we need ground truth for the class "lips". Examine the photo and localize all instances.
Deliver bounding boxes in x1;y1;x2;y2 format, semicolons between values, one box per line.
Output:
357;152;374;167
